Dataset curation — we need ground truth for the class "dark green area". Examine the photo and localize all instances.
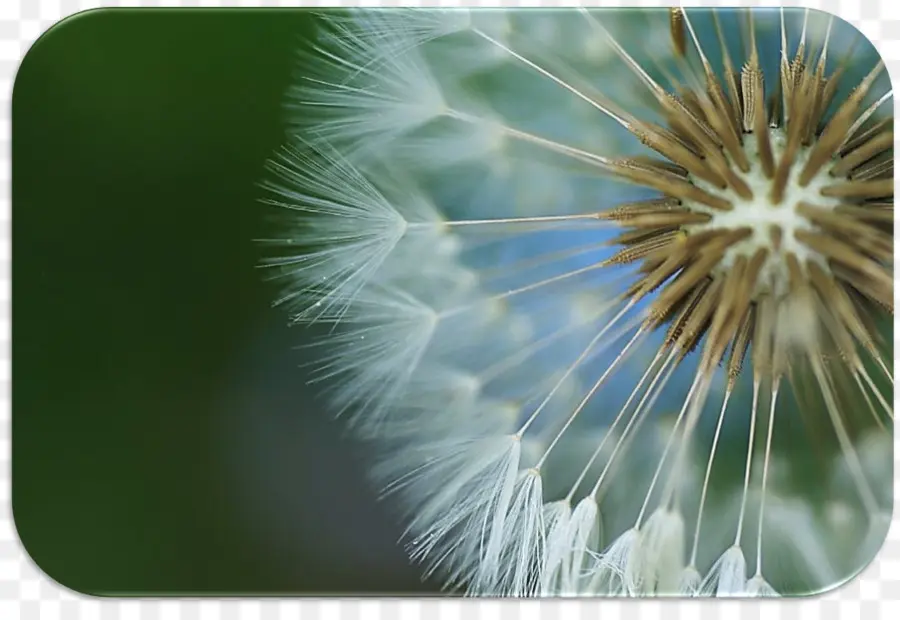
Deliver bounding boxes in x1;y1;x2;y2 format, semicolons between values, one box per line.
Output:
13;9;436;596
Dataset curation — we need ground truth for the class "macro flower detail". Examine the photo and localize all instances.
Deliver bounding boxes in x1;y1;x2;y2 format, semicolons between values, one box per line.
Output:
261;8;893;597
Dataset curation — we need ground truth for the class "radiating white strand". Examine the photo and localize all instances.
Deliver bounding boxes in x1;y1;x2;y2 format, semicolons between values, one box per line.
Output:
688;388;732;568
630;508;686;595
557;496;601;595
540;499;573;595
287;24;448;154
260;147;418;321
702;545;748;597
392;435;522;588
473;469;546;596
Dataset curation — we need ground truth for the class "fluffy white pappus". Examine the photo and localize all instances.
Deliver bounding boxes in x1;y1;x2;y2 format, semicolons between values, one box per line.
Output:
344;8;473;50
539;500;574;595
387;365;484;419
745;575;779;597
553;496;602;595
582;506;690;597
701;545;748;597
375;434;523;589
260;145;429;321
678;565;702;596
309;227;622;436
631;509;686;595
477;469;546;596
584;525;640;595
374;231;479;311
287;21;448;157
289;10;648;200
304;286;438;428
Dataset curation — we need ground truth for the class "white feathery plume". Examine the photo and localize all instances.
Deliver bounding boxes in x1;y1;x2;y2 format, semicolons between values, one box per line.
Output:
289;22;448;156
484;469;546;596
260;146;416;321
585;525;641;596
557;496;601;595
306;285;438;427
702;546;748;597
378;434;521;589
540;499;574;595
349;8;473;48
678;565;702;596
631;508;686;595
745;575;779;597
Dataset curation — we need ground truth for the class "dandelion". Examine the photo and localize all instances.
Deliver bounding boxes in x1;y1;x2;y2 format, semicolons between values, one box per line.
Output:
261;8;893;597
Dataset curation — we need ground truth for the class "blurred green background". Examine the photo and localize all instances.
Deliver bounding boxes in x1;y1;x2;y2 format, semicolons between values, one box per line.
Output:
13;9;439;596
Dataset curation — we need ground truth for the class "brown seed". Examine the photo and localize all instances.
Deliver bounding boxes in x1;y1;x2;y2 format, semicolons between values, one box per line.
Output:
670;8;687;58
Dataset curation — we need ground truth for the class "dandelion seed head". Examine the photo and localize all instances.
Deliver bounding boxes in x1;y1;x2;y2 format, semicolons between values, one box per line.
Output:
264;7;892;598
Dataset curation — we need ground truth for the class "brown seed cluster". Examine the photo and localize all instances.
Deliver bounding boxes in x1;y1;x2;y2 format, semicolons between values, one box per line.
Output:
598;10;893;386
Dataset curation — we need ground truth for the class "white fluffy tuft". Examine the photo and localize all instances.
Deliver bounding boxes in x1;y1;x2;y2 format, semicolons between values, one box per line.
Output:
702;546;748;597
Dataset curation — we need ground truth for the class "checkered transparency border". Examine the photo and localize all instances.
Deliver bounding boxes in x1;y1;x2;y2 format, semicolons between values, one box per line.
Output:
0;0;897;617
